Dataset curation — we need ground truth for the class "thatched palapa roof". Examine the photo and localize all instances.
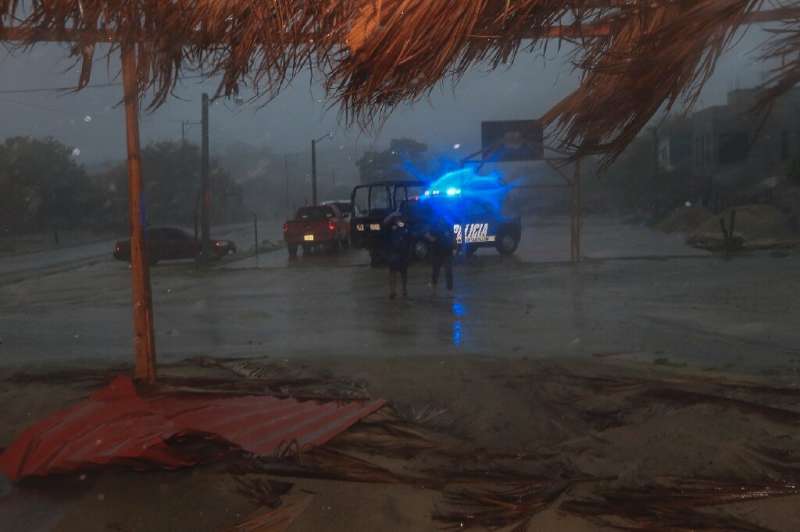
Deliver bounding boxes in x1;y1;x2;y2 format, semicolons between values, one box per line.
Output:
2;0;800;163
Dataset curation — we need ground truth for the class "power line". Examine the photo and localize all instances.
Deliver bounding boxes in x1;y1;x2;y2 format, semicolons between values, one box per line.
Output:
0;74;208;95
0;96;71;114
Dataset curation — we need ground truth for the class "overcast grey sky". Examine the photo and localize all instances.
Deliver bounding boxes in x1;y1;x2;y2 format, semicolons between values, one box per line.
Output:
0;27;773;165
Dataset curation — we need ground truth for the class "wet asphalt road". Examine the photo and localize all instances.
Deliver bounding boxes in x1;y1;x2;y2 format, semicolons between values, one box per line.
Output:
0;239;113;279
0;221;282;282
1;217;798;381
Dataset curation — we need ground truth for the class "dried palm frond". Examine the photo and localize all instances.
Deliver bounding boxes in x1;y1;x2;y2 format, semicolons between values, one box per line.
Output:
544;0;771;164
1;0;325;108
433;480;577;531
3;1;800;162
642;388;800;425
233;476;293;508
228;493;313;532
325;0;624;128
757;9;800;112
561;477;800;531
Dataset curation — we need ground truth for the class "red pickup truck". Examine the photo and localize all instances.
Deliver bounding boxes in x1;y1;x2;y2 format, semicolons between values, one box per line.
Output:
283;205;349;257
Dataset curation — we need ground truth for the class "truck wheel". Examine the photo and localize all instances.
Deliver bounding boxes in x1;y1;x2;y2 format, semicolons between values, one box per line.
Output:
496;234;519;256
288;244;298;258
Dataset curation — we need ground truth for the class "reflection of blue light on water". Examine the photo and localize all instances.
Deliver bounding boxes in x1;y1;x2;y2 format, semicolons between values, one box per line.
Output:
452;321;463;347
451;301;465;347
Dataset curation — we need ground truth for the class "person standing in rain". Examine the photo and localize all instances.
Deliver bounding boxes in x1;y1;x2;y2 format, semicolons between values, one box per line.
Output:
383;208;411;299
425;212;455;294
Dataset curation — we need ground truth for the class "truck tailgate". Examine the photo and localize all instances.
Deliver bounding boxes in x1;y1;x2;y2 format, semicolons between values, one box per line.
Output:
285;220;333;243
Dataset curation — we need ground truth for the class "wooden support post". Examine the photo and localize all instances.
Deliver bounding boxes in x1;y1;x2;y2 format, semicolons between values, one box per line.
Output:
545;158;577;262
200;93;212;262
121;42;157;383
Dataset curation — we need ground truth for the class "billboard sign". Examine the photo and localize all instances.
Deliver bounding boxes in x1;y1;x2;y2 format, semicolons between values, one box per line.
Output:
481;120;544;161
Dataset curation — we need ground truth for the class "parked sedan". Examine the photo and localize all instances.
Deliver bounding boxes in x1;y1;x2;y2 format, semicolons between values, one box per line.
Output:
113;227;236;264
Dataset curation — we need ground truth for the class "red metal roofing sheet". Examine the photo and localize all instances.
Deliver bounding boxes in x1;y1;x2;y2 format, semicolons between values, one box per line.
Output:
0;376;384;481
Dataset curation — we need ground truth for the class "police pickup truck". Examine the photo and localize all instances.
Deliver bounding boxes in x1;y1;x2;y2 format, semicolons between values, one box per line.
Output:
350;180;429;265
404;194;521;259
350;179;521;264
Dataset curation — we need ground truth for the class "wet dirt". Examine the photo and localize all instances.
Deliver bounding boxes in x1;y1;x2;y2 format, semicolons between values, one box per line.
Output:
1;357;799;531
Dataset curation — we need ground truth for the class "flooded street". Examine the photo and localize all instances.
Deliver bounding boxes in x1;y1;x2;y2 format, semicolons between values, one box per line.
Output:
2;217;797;381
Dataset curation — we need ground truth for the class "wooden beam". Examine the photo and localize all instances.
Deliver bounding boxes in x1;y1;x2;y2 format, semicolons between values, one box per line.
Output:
121;41;157;384
2;6;797;45
0;26;116;42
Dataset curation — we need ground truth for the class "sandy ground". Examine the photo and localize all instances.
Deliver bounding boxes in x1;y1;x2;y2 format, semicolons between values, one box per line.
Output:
1;356;799;531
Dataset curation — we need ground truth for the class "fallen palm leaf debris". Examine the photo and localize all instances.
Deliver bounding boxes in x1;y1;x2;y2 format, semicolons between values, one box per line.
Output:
4;359;800;531
233;477;293;509
6;358;373;401
433;480;576;531
228;491;314;532
561;478;800;531
183;357;372;401
642;388;800;425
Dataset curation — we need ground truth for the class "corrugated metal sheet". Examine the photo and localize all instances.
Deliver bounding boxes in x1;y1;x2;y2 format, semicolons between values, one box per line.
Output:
0;376;384;481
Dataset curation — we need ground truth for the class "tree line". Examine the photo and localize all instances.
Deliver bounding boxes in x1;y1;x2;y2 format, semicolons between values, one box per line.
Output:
0;137;244;235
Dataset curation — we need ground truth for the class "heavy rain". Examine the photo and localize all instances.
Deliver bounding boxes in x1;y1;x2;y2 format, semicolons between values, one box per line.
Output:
1;2;800;531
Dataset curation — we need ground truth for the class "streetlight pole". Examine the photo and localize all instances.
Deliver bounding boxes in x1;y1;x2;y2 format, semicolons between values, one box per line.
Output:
311;132;333;206
311;139;317;206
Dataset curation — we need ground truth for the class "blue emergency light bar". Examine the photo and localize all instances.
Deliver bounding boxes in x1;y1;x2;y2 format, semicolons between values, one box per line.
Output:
423;187;461;197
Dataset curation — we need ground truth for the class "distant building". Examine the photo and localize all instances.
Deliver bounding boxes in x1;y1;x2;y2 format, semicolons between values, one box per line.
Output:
696;89;800;184
655;87;800;209
656;116;693;174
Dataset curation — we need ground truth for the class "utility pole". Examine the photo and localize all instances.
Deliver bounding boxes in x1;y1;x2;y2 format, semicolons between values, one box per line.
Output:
200;93;211;262
121;42;156;383
311;139;318;206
